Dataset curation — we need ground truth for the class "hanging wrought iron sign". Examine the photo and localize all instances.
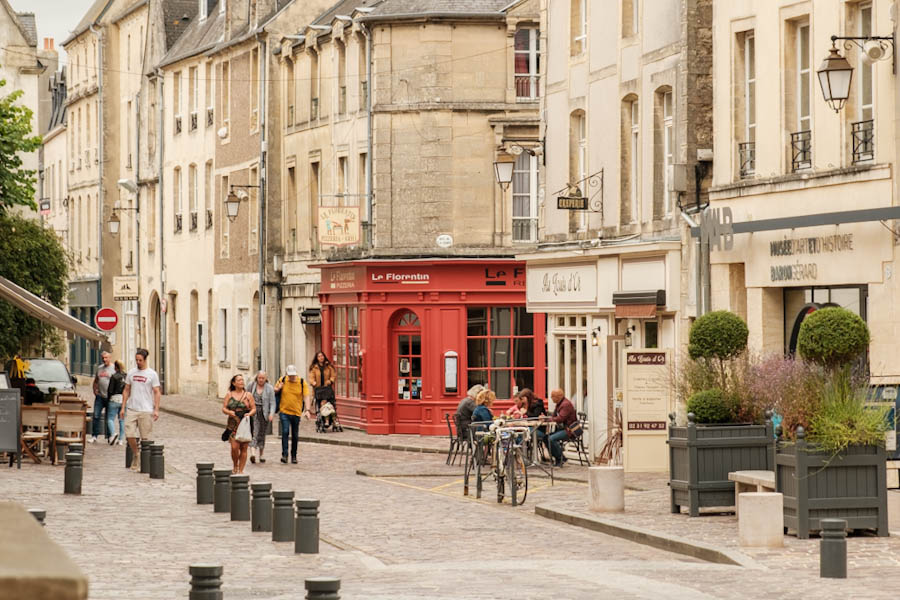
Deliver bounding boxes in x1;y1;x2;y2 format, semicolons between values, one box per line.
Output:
553;170;604;216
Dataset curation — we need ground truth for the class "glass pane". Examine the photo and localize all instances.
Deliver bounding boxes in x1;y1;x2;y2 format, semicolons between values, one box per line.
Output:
411;357;421;377
644;322;659;349
491;307;511;335
557;338;565;390
411;335;421;357
398;335;409;354
748;81;756;128
829;288;862;315
514;369;534;394
800;72;810;120
491;370;511;399
467;369;488;390
557;316;565;327
799;26;809;70
514;338;534;367
467;307;487;336
513;307;533;335
580;338;588;417
568;316;576;327
568;339;577;400
747;36;755;79
514;28;528;51
491;338;510;367
467;338;488;368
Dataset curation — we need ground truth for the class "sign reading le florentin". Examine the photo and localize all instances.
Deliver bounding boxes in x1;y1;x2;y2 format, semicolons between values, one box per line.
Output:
318;206;360;247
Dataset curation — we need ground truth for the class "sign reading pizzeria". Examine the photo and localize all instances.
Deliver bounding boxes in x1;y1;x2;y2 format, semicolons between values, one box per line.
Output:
623;349;672;473
318;206;360;247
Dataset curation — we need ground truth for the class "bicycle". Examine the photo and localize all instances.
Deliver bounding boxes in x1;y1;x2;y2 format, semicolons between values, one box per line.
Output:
488;423;529;506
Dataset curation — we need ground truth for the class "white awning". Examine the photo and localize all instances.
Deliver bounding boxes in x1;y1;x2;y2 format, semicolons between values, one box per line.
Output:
0;275;108;344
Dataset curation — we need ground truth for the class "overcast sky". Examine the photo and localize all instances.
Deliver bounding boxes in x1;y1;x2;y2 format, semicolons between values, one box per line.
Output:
8;0;96;59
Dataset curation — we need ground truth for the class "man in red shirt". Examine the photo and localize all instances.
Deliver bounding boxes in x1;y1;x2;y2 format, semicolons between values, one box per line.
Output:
546;389;578;467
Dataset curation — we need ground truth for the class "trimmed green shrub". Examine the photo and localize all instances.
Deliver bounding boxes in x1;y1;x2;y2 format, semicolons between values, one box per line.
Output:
797;307;869;369
687;389;733;424
688;311;749;361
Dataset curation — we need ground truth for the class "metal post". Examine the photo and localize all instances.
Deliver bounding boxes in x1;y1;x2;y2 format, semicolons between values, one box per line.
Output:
126;443;134;469
294;498;319;554
28;509;46;526
305;577;340;600
251;482;272;532
189;564;223;600
140;439;153;473
213;469;231;513
197;463;214;505
272;490;294;542
229;475;250;521
149;444;165;479
69;443;83;455
820;518;848;579
64;452;82;495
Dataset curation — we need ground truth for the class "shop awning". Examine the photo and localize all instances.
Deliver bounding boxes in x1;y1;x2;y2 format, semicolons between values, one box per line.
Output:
0;275;108;344
615;304;657;319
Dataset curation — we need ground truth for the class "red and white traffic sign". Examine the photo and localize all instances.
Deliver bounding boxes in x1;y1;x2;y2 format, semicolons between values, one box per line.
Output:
95;308;119;331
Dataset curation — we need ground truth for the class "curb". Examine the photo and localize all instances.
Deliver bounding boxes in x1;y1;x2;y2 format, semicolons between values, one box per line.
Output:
534;503;757;568
160;406;445;455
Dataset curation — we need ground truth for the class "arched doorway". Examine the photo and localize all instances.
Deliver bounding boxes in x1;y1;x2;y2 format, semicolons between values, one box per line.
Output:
391;309;422;433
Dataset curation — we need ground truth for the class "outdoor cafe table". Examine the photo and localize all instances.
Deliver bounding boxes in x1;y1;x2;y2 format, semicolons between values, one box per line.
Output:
20;402;87;465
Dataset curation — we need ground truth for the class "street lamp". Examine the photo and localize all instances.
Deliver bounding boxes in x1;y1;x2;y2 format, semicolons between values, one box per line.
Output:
493;158;514;191
816;43;854;113
108;210;121;235
224;188;242;222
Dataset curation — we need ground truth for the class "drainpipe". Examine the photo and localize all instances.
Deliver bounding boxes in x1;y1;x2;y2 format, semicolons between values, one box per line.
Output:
257;36;267;373
156;68;167;390
89;23;104;343
360;21;374;249
135;90;142;352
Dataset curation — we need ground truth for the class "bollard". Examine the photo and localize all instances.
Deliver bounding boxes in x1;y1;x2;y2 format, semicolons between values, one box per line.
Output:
230;474;250;521
189;564;224;600
588;466;625;512
305;577;340;600
28;509;46;526
294;498;320;554
126;443;134;469
149;444;165;479
69;443;83;454
64;452;82;495
251;482;273;532
213;469;232;513
820;519;848;579
196;463;215;505
140;440;153;474
272;490;295;542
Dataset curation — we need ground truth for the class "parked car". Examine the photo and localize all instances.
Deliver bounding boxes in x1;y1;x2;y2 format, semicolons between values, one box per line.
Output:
4;358;77;395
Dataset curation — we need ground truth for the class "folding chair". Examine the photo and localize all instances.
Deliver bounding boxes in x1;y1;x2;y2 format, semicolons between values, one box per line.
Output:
566;412;590;466
52;410;87;465
21;405;51;464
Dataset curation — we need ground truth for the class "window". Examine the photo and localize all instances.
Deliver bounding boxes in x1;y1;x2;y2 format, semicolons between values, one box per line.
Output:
569;110;587;231
205;61;213;126
310;50;319;120
149;79;157;154
286;165;297;252
189;164;198;225
790;22;811;171
739;31;756;177
338;156;348;197
220;175;230;257
854;3;875;163
221;61;230;128
238;308;250;366
796;23;811;133
630;101;639;222
190;291;199;365
204;161;212;225
148;183;156;252
250;48;259;129
331;306;361;399
512;152;538;242
656;89;674;217
173;71;182;118
466;307;535;400
515;28;540;101
174;167;182;215
571;0;586;55
552;316;588;415
190;66;198;118
337;40;347;114
623;0;639;37
285;57;295;125
217;308;228;363
126;100;133;168
310;161;320;249
127;34;131;72
249;166;258;254
357;33;367;109
644;321;658;349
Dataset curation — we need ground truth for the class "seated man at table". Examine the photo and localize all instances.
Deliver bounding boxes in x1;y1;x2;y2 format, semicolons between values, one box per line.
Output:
22;378;45;405
544;389;578;467
455;384;483;438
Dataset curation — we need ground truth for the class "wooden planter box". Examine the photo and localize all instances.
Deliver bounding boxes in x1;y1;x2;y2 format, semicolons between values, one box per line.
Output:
668;418;774;517
776;440;889;538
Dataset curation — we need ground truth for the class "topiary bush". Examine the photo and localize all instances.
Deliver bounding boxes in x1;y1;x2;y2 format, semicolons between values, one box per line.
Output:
797;307;869;369
687;389;733;424
688;311;749;361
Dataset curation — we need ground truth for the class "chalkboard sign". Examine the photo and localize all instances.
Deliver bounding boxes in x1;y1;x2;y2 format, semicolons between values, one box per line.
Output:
0;389;21;468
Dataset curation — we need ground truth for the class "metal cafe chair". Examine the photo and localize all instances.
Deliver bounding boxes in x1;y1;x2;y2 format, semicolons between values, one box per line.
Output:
444;413;461;465
52;410;87;465
20;405;51;464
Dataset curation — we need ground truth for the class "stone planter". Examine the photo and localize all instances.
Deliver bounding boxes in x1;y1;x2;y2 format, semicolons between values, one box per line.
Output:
776;430;889;539
668;413;774;517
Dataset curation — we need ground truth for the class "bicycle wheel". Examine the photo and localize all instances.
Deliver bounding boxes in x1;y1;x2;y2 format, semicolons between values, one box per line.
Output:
508;447;528;506
496;459;505;504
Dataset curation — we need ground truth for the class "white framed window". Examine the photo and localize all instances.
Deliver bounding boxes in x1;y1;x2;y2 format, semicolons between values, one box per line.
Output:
173;71;182;118
797;23;811;133
217;309;228;363
514;27;540;101
197;321;207;360
571;0;586;54
174;167;182;214
249;166;258;254
745;32;756;144
630;101;639;223
238;308;250;366
859;2;874;122
189;164;197;214
663;91;673;215
512;152;538;242
578;113;587;231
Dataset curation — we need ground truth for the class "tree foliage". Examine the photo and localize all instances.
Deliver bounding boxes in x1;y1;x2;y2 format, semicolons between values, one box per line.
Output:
797;307;869;369
687;388;734;424
0;74;42;212
688;311;749;361
0;214;70;358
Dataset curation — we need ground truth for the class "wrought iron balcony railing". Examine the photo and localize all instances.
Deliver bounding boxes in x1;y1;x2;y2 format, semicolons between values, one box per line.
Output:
791;130;812;172
738;142;755;178
852;119;874;163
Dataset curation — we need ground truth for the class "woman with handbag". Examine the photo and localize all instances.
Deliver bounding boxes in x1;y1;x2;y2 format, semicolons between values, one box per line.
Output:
106;360;127;445
308;351;336;413
222;374;256;474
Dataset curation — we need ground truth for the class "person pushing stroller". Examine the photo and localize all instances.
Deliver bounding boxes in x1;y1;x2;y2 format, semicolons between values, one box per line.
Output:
309;351;342;433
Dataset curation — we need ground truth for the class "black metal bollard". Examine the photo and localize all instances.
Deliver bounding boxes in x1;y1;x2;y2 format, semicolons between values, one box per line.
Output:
251;482;272;532
69;443;83;454
272;490;294;542
230;474;250;521
189;564;223;600
64;452;82;495
197;463;215;505
140;440;153;474
28;509;46;526
305;577;340;600
820;519;848;579
294;498;320;554
126;443;134;469
213;469;231;513
149;444;165;479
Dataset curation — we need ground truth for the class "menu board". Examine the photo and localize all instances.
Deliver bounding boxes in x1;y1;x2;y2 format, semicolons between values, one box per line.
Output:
623;350;671;472
0;389;21;468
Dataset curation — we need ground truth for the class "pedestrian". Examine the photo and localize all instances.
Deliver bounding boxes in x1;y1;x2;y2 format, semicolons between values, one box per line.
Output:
274;365;310;464
90;351;114;443
545;389;578;467
222;374;255;474
308;351;336;413
248;370;276;464
119;348;161;471
455;384;483;438
106;360;127;445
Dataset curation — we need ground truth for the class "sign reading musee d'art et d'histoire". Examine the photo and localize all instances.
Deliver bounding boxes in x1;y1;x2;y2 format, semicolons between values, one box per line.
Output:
318;206;360;247
623;350;672;472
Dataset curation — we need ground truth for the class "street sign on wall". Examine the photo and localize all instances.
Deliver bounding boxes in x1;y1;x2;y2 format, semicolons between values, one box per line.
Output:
95;308;118;331
113;276;139;301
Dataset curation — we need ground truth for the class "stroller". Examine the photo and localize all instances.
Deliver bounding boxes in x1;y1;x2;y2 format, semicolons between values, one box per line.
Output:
315;389;343;433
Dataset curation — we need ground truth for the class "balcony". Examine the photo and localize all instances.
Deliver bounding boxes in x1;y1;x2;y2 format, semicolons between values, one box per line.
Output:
175;115;182;134
174;213;183;233
207;107;214;127
310;97;319;120
339;86;347;114
852;120;874;163
738;142;755;178
515;75;539;101
190;111;198;131
791;130;812;172
190;211;198;231
206;208;213;230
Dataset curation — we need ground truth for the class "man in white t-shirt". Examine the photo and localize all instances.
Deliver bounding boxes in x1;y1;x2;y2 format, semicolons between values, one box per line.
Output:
119;348;161;471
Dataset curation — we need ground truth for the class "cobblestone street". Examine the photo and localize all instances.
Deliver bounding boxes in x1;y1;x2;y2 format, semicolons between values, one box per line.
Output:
3;411;900;599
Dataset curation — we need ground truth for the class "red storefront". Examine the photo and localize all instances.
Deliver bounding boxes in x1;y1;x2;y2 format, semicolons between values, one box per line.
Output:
314;259;546;435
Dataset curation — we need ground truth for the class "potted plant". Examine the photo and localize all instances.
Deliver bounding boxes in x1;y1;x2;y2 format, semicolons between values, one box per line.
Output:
668;311;774;517
775;307;890;538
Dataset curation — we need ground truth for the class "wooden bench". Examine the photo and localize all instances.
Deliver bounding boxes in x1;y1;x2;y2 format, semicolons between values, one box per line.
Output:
728;470;775;515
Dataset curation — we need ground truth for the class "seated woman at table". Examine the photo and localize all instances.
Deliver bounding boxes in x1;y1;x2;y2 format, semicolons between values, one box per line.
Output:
471;388;496;430
504;391;528;419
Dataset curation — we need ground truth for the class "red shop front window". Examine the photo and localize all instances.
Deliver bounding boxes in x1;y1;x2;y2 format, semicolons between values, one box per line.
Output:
331;306;361;398
466;306;535;399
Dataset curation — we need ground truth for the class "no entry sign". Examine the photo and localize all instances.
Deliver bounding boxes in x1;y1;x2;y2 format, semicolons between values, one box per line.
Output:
95;308;118;331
